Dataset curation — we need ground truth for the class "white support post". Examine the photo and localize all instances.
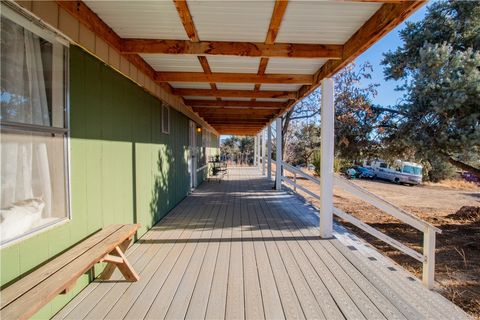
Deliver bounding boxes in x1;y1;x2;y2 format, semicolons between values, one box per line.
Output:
261;129;266;175
257;133;261;169
320;78;334;238
267;125;272;180
422;228;436;289
275;117;282;190
254;135;258;166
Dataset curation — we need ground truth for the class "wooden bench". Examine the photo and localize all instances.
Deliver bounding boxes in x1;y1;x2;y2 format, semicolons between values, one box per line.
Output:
0;224;140;320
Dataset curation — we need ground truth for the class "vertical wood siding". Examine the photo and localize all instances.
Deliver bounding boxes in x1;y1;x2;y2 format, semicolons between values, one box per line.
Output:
0;45;201;319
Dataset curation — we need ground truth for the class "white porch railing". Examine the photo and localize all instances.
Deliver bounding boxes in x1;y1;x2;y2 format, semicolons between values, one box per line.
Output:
276;160;441;289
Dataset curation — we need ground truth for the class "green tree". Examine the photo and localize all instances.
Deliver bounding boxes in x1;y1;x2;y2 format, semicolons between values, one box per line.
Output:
288;123;321;166
283;62;385;163
382;0;480;178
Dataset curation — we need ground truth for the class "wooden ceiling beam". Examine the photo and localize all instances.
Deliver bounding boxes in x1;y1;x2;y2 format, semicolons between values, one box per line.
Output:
265;0;289;45
206;120;268;125
198;111;276;117
187;100;287;108
121;39;343;59
253;0;289;101
172;1;220;95
173;88;296;99
172;0;199;41
156;72;313;84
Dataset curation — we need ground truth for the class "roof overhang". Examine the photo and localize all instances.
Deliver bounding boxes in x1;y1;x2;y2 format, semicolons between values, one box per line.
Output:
57;0;425;136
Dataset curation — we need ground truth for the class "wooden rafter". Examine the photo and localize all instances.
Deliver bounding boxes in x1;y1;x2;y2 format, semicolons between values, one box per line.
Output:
253;0;289;102
156;72;312;84
194;108;279;114
172;0;199;41
121;39;342;59
172;0;220;98
59;0;424;132
186;100;287;108
172;88;296;99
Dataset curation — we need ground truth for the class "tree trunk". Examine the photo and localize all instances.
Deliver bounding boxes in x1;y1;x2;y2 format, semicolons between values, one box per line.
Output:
446;156;480;179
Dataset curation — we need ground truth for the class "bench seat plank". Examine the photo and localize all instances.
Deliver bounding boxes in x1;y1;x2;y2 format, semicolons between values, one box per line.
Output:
0;225;123;309
1;224;139;320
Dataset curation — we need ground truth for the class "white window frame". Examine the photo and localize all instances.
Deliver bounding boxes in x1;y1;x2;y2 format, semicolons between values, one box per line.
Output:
162;103;170;134
0;3;71;248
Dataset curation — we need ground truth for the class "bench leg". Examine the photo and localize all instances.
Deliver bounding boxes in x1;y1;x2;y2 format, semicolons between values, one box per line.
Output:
99;238;139;282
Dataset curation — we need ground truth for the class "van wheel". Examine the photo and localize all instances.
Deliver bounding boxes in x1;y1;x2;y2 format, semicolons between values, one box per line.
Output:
394;177;400;183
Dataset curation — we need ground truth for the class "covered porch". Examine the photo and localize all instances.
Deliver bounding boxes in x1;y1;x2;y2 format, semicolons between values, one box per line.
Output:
54;167;467;319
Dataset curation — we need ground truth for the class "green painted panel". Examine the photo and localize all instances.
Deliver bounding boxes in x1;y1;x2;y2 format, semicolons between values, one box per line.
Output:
0;45;192;318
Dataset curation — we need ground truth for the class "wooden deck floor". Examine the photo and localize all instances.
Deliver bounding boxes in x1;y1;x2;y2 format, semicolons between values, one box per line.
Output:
55;167;469;320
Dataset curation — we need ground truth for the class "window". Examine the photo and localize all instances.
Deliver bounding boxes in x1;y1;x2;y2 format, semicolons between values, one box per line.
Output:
1;4;70;246
162;103;170;134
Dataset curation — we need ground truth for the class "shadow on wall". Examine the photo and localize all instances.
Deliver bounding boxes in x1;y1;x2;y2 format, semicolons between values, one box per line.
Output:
69;45;191;237
150;146;172;225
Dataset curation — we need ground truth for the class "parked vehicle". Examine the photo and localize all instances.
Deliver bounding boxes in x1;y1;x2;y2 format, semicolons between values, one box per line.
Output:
354;166;375;179
364;159;423;185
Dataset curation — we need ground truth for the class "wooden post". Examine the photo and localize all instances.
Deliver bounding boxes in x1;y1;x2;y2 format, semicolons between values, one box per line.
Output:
262;129;266;175
267;125;272;180
254;135;258;166
320;78;334;238
422;227;436;289
275;117;282;190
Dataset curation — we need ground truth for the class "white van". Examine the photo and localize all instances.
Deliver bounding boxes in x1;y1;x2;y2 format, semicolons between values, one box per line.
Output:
364;159;423;185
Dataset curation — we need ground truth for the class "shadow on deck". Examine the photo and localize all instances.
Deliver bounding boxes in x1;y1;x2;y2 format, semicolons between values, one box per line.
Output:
54;167;469;320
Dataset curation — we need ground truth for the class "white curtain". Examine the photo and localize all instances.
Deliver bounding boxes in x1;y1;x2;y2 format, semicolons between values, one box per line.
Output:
1;18;52;216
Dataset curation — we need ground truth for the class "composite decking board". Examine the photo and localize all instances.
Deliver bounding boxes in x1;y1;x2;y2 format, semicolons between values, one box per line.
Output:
204;179;235;320
275;195;410;320
282;194;450;320
101;189;211;319
124;190;216;320
240;179;267;320
52;223;152;319
256;193;366;320
246;195;286;319
53;187;200;319
56;167;468;320
248;182;327;319
225;181;245;320
84;196;199;320
252;196;307;318
164;185;226;319
253;192;344;320
184;181;229;319
268;199;386;319
143;189;221;320
253;186;361;320
331;223;467;319
272;192;411;320
204;178;235;319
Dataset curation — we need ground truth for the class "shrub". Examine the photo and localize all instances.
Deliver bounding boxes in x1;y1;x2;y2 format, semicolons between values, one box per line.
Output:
312;150;346;176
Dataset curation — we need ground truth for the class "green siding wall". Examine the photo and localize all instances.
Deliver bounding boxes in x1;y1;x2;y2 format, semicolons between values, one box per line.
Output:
0;45;193;319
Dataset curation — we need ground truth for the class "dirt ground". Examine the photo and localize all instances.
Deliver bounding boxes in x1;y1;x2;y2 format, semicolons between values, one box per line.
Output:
288;173;480;318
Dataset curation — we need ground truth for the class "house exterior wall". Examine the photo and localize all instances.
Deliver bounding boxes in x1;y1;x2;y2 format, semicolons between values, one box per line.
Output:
0;45;217;319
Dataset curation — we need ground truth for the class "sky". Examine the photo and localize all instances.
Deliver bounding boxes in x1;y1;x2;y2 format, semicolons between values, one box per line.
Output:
354;3;429;107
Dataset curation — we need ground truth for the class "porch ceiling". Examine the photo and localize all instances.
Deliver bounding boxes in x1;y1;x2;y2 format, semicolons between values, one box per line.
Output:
75;0;425;135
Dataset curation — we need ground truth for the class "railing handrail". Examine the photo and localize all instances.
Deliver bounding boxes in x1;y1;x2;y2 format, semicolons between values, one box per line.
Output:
281;161;441;233
333;176;441;233
278;160;440;288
